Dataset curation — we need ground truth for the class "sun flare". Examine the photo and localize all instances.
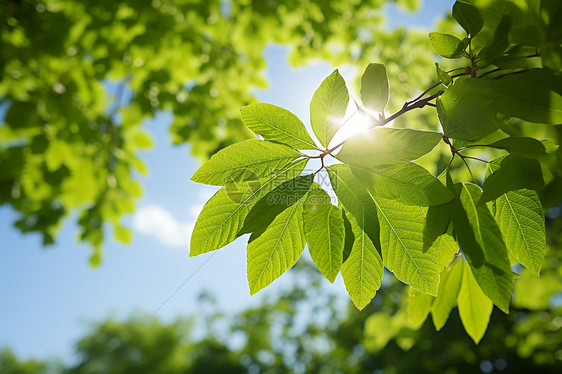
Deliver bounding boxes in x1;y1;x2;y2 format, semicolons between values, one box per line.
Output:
329;100;376;148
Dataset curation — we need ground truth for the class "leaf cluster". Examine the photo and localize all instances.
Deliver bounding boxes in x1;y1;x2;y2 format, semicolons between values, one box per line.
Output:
191;0;562;343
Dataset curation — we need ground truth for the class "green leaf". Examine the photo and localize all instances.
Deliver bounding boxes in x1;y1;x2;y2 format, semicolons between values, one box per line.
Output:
341;212;384;310
191;139;303;186
303;186;345;283
542;139;560;153
455;183;513;313
114;224;132;244
481;15;512;63
435;63;452;87
542;43;562;70
423;201;454;251
437;78;501;141
493;189;546;275
481;155;545;203
327;165;381;247
190;158;307;256
373;197;442;295
429;234;459;269
239;174;314;239
452;1;483;37
431;259;463;330
247;200;306;295
408;287;434;325
350;162;454;207
336;127;442;168
360;63;390;113
470;137;546;158
429;32;468;58
457;260;493;344
131;131;153;149
513;270;562;310
310;69;349;147
341;209;355;264
240;103;317;150
487;69;562;124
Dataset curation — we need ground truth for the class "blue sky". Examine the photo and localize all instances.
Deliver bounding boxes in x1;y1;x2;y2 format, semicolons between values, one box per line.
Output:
0;1;452;362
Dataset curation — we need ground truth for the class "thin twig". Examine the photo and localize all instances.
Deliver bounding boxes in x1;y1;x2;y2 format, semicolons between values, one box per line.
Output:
459;155;476;183
491;69;530;80
478;68;502;78
461;155;488;163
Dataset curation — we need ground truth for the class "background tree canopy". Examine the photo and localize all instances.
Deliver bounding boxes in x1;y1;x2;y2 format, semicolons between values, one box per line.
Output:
2;263;562;373
1;0;428;262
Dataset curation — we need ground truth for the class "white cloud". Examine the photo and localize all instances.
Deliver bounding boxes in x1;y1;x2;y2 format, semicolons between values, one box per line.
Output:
133;205;194;248
132;188;216;248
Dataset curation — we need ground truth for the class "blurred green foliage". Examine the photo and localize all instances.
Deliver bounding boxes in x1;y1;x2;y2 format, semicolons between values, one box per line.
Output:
3;248;562;373
0;0;434;259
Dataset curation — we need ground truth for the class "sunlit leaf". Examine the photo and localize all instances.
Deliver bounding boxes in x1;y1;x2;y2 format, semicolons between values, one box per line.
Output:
303;185;345;283
435;63;452;86
429;32;468;58
190;159;307;256
341;213;384;310
191;139;303;186
488;69;562;124
350;162;454;206
431;259;463;330
374;197;442;295
247;200;306;294
310;69;349;147
408;287;433;325
336;127;442;168
239;174;314;239
452;1;483;37
327;165;381;247
437;78;500;141
360;63;389;113
492;189;546;276
454;183;513;313
481;156;545;203
470;137;546;158
240;103;317;150
457;260;493;344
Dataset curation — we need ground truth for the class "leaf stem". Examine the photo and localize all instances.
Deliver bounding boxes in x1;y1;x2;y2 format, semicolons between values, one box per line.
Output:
459;155;476;183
